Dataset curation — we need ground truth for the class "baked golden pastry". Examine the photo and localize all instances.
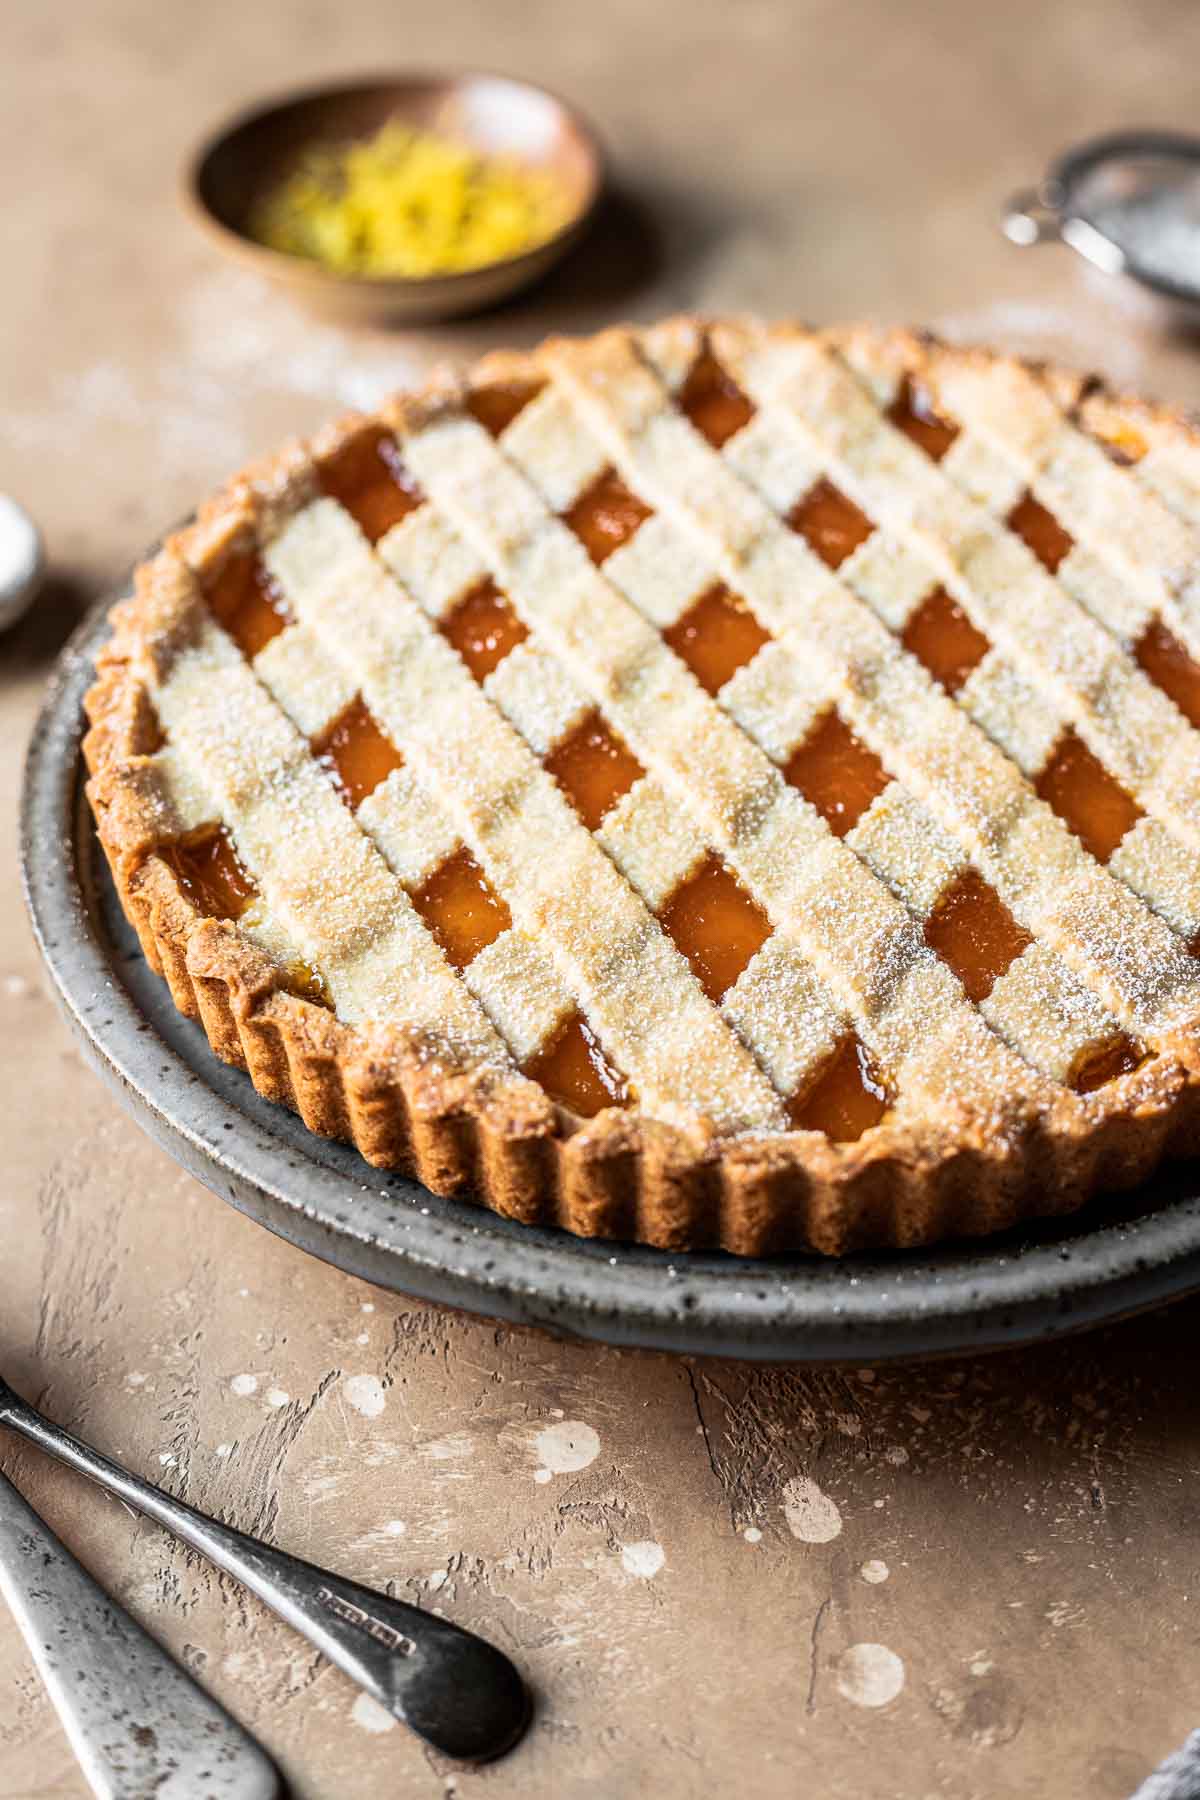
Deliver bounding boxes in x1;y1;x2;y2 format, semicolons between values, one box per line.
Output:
83;318;1200;1254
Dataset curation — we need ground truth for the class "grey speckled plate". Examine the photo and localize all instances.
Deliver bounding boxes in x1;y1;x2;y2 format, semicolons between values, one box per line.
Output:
20;595;1200;1362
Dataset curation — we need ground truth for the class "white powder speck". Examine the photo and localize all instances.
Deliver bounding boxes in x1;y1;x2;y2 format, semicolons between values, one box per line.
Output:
533;1421;600;1475
620;1541;665;1579
782;1475;843;1543
230;1374;258;1398
351;1692;397;1735
126;1372;148;1388
970;1657;994;1677
344;1375;386;1419
861;1560;890;1584
237;1288;250;1298
158;1453;176;1468
361;1302;375;1313
428;1569;448;1591
385;1520;407;1536
3;974;30;998
836;1643;906;1709
533;1467;553;1484
265;1388;290;1409
356;1332;370;1346
744;1527;763;1544
215;1443;233;1459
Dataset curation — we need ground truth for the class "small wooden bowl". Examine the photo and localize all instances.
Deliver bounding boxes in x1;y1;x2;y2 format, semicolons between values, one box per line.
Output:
184;73;603;326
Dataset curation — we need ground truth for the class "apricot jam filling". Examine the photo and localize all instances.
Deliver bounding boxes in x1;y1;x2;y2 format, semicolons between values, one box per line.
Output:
410;849;510;971
659;855;771;1005
923;869;1032;1004
663;584;770;696
163;827;257;921
205;554;292;660
901;587;990;696
787;1037;889;1142
543;712;644;831
1034;729;1143;864
317;427;423;542
441;579;528;682
314;696;404;809
1007;492;1073;574
784;709;889;839
677;349;755;448
1134;617;1200;729
788;477;874;570
524;1012;632;1118
564;468;652;564
887;376;959;462
467;380;545;438
1071;1035;1147;1094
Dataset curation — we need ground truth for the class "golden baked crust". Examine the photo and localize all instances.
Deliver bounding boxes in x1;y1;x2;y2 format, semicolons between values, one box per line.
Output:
82;318;1200;1255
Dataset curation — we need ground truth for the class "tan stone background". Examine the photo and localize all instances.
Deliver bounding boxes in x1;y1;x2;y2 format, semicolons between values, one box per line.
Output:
6;1;1200;1794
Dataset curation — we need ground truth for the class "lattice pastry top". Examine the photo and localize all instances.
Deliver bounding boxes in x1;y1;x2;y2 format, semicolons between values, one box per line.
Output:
83;318;1200;1255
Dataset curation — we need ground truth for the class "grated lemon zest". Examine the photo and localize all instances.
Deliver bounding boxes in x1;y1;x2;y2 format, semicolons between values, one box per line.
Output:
250;119;572;278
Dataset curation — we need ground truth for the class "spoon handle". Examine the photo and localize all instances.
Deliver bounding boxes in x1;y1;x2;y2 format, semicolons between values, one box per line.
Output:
0;1387;528;1764
0;1468;281;1799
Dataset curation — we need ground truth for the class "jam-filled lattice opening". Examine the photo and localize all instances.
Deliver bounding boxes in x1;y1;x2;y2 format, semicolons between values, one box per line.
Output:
163;827;257;921
901;587;990;696
677;348;756;448
441;579;529;682
314;696;404;810
543;711;644;831
658;854;771;1004
317;427;423;543
784;708;890;839
1070;1034;1147;1094
410;848;511;972
1007;492;1074;574
788;477;874;570
663;584;770;696
886;376;959;463
205;554;292;661
1034;728;1143;864
467;379;545;439
787;1036;889;1142
523;1011;632;1118
1134;617;1200;730
924;868;1033;1004
564;468;653;565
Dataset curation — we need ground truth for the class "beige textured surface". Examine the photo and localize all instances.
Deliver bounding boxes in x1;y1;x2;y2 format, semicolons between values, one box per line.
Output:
7;1;1200;1794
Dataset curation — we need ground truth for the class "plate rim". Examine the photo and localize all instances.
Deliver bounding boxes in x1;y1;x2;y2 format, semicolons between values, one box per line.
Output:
20;589;1200;1363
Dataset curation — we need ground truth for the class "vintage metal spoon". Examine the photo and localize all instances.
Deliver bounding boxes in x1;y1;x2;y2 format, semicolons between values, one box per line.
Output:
0;1377;529;1764
0;1466;282;1798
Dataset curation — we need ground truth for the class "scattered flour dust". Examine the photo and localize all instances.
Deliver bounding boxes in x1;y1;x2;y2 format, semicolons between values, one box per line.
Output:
229;1374;258;1398
533;1420;600;1479
782;1475;843;1543
350;1692;397;1735
7;266;424;472
265;1387;290;1409
620;1541;665;1579
343;1374;387;1419
836;1643;906;1709
861;1560;890;1584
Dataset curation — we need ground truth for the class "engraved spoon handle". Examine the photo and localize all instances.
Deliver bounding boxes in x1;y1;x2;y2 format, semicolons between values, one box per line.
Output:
0;1382;528;1763
0;1469;282;1799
